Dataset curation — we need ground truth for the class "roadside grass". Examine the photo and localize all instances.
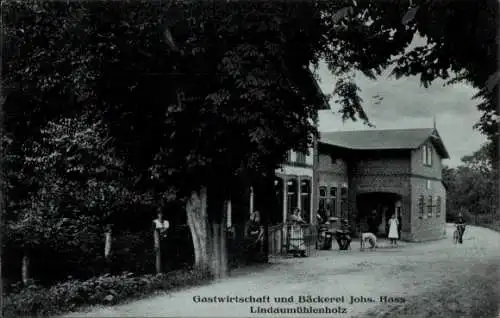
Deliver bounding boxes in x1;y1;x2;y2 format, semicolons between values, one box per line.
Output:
481;220;500;233
3;268;214;318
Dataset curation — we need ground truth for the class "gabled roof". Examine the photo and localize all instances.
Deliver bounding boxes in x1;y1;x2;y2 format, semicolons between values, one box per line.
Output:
319;128;450;159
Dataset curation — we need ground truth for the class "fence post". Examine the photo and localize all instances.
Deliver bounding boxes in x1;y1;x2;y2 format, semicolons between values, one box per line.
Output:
154;229;161;274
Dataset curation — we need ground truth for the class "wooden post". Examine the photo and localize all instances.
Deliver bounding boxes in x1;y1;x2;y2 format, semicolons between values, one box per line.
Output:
21;252;29;286
283;175;288;223
154;228;161;274
297;176;302;211
104;226;112;260
249;186;254;216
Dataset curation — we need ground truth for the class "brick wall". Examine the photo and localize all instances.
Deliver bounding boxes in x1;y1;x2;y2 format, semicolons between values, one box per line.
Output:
411;142;443;179
355;156;411;175
409;177;447;241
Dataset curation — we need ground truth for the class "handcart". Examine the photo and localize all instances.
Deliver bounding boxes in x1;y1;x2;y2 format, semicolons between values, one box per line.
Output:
283;224;308;257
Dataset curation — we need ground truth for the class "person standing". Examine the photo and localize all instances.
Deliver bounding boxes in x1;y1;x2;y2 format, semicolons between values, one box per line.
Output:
388;213;399;247
456;213;466;244
153;211;170;273
288;208;307;257
245;211;264;262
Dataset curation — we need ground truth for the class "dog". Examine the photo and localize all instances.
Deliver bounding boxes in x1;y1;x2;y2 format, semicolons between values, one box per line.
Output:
360;232;377;250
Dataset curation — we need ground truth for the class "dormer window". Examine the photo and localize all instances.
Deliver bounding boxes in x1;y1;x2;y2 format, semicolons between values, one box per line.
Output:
296;152;306;165
422;144;433;166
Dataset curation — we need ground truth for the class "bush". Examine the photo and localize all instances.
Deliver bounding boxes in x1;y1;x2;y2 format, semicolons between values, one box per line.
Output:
3;269;213;317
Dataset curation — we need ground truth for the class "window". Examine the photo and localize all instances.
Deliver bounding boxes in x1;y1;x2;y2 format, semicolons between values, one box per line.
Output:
300;179;311;222
319;186;327;197
422;144;433;166
319;186;327;216
329;186;337;217
436;196;441;218
418;195;425;219
286;151;292;163
287;178;298;215
426;180;432;190
427;195;433;218
296;152;306;165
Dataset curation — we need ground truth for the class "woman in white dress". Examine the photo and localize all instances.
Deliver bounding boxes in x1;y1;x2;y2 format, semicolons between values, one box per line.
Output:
388;213;399;247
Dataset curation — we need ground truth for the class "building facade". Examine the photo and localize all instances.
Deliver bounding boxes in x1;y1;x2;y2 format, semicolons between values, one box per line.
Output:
317;128;449;242
243;127;449;242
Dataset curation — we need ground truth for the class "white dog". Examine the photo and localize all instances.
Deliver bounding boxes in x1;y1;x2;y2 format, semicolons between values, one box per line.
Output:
360;232;377;250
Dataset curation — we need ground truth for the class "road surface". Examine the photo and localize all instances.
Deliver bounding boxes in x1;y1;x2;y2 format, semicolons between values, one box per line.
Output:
63;224;500;317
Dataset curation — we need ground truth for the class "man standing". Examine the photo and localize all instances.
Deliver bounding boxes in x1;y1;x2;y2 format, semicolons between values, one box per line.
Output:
456;213;466;244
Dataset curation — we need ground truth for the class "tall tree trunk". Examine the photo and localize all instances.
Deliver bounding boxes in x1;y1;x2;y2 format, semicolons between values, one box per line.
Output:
186;187;229;280
21;251;29;286
186;188;209;272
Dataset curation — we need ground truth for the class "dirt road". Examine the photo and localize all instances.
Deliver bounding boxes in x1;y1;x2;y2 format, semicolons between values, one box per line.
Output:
63;224;500;317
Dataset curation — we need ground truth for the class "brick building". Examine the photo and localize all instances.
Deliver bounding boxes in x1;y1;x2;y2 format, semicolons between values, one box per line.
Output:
316;128;450;242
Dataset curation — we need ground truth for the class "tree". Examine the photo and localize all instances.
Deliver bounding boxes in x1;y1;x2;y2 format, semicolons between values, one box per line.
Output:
3;111;135;282
390;0;499;151
443;142;499;221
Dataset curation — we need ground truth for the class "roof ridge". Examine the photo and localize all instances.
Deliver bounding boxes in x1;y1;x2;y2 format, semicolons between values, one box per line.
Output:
320;127;434;133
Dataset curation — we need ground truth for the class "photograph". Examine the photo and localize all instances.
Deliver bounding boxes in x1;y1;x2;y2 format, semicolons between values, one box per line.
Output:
0;0;499;317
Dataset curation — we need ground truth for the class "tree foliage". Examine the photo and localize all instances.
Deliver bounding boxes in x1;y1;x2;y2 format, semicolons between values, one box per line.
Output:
4;112;138;249
390;0;499;143
443;142;499;220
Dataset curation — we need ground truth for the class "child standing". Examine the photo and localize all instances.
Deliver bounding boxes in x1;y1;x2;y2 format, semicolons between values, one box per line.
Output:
388;214;399;247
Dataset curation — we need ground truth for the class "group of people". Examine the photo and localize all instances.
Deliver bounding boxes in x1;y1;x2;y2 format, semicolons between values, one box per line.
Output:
245;208;309;259
317;209;402;249
316;211;352;250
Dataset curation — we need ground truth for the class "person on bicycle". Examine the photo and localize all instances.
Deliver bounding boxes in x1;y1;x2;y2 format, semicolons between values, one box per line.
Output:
456;213;466;244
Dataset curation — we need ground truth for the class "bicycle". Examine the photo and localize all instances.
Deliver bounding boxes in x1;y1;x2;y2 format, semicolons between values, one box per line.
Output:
453;224;466;244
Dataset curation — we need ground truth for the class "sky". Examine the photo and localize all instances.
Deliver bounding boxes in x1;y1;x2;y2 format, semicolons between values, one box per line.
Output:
316;39;487;168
